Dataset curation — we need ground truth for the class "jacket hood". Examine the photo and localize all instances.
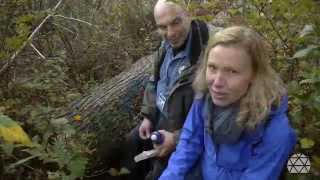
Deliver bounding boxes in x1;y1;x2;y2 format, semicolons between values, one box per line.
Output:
270;95;288;116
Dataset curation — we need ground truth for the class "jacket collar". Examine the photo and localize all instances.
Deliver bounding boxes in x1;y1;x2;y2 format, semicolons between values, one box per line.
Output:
189;20;209;65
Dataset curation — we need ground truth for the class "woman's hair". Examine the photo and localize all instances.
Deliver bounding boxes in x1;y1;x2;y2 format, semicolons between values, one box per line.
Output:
193;26;286;129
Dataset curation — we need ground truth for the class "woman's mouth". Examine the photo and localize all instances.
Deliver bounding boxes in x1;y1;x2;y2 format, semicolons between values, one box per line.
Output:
212;91;227;99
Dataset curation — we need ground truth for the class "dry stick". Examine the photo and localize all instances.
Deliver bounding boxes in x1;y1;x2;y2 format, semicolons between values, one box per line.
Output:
30;43;46;60
52;22;76;34
0;0;63;75
54;14;94;27
187;0;191;8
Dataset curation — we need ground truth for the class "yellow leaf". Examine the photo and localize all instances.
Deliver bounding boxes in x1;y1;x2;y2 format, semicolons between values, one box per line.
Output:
0;126;32;146
300;138;315;149
0;114;32;146
108;168;119;176
73;115;81;121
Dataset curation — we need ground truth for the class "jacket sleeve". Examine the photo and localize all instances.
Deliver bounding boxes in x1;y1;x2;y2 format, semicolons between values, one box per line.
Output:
241;113;297;179
160;100;204;180
140;45;166;125
140;75;158;124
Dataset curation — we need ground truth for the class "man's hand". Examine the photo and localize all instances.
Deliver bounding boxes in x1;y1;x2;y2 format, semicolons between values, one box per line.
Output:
154;130;176;157
139;118;153;139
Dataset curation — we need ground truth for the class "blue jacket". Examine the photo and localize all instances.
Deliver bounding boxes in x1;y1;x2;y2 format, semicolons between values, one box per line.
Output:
160;96;297;180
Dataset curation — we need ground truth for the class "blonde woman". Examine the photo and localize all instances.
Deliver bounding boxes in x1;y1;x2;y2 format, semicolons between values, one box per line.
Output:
160;26;296;180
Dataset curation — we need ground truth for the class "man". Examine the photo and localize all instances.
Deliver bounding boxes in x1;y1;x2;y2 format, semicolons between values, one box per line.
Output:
124;0;210;179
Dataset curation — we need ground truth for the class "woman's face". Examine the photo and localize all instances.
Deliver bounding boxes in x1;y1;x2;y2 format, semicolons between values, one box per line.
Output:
206;45;254;107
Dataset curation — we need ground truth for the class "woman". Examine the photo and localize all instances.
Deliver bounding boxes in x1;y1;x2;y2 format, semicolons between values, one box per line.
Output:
159;26;297;180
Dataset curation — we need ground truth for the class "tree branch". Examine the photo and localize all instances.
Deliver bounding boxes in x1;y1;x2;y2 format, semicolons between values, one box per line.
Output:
253;3;289;51
52;22;76;34
0;0;63;75
54;14;94;27
30;43;46;60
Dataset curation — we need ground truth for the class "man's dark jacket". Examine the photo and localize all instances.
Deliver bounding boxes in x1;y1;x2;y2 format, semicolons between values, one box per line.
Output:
141;20;209;133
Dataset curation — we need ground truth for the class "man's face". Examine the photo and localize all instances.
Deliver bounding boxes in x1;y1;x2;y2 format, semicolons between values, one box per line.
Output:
154;5;191;49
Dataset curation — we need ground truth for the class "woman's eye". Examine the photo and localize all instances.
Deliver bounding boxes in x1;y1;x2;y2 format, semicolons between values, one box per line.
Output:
158;25;166;31
227;69;237;74
208;65;216;71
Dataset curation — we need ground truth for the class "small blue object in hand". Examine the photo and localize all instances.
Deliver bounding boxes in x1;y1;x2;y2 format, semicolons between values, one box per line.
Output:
151;131;164;145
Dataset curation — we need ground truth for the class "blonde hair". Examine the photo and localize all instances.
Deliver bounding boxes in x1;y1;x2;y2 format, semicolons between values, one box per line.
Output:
193;26;286;129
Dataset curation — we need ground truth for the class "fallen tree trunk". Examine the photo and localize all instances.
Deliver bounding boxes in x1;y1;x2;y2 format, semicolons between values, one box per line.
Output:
64;53;154;174
67;53;154;142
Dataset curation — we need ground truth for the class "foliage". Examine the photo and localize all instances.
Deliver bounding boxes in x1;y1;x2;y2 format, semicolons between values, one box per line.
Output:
0;114;32;146
0;0;319;179
0;0;156;179
215;0;320;178
0;119;90;179
0;0;43;61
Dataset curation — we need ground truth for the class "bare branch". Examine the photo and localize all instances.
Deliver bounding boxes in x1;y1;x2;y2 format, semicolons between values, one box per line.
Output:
253;3;289;51
0;0;63;75
54;14;94;27
187;0;191;8
52;22;76;34
52;0;63;10
30;43;46;60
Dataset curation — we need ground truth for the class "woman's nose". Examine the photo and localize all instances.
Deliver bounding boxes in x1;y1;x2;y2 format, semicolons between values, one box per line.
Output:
213;72;225;88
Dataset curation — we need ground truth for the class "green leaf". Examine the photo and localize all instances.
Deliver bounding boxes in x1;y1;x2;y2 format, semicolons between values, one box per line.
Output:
299;24;314;37
0;51;9;61
291;45;318;59
5;36;25;50
68;156;88;178
0;113;17;127
0;144;15;155
299;79;314;85
300;138;315;149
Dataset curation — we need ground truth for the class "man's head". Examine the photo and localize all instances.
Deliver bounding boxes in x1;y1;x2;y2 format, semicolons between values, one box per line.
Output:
154;0;192;49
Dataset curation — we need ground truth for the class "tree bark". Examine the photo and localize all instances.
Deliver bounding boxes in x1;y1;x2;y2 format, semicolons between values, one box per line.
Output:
67;53;154;142
66;53;154;173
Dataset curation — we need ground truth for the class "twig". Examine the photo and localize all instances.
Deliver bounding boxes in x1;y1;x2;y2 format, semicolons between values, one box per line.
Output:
52;22;76;34
52;0;63;11
54;14;94;27
84;167;109;178
8;154;39;170
0;0;63;75
253;3;289;51
186;0;191;9
30;43;46;60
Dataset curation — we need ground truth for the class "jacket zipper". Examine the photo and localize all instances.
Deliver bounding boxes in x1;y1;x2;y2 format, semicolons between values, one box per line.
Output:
162;66;195;114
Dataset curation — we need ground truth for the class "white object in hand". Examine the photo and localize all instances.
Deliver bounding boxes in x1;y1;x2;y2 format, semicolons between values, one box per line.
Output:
134;149;159;162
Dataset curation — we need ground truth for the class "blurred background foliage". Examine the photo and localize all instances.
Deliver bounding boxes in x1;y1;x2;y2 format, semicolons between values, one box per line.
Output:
0;0;319;179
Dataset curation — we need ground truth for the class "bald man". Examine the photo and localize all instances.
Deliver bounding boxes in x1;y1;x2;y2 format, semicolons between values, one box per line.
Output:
124;1;210;179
